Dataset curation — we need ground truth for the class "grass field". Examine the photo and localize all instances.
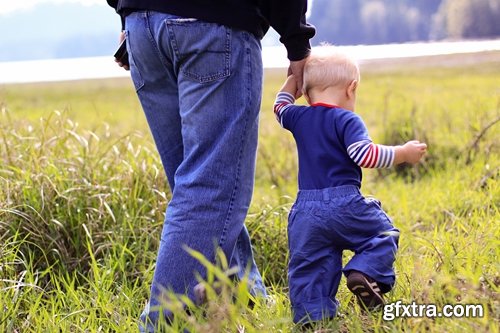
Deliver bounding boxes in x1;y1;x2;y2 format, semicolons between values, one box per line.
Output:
0;52;499;332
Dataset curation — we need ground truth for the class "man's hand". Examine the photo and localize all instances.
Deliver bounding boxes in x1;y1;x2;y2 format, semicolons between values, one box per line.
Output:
287;58;308;99
115;31;130;71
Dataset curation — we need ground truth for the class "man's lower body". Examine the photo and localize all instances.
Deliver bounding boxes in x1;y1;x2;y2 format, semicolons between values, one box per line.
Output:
125;10;266;332
287;185;399;323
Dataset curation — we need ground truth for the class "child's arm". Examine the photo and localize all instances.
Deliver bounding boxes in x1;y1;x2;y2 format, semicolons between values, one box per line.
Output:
278;74;299;97
348;140;427;168
273;75;298;124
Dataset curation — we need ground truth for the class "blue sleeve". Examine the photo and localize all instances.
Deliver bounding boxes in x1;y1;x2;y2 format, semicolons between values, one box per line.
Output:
337;111;371;149
279;105;303;131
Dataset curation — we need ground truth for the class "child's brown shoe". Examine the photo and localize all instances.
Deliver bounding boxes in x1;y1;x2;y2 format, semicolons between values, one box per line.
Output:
346;270;385;310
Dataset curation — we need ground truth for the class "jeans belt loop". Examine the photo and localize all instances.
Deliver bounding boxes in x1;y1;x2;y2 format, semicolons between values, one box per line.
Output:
322;190;330;203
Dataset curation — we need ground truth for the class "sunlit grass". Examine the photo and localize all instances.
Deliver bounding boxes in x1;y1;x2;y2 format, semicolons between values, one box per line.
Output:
0;54;499;332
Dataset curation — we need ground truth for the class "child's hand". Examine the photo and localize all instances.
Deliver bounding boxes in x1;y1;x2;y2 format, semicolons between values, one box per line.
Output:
402;140;427;164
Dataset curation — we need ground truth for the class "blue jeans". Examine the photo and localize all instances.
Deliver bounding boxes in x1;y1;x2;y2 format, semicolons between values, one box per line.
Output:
124;11;266;331
287;186;399;323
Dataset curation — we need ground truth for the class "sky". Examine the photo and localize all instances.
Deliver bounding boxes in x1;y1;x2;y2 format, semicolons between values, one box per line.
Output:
0;0;104;15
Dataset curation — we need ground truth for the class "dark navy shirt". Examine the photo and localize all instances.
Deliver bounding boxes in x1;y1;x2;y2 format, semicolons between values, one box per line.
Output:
107;0;316;61
278;102;371;190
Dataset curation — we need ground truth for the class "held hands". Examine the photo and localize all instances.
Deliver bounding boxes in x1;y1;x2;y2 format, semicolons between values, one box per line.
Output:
287;58;308;99
399;140;428;164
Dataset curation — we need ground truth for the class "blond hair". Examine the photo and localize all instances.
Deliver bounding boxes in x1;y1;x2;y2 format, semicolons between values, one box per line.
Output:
303;48;360;95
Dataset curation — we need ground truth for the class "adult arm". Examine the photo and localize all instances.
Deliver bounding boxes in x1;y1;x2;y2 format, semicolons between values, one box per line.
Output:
106;0;125;30
261;0;315;96
262;0;315;61
106;0;118;9
107;0;128;70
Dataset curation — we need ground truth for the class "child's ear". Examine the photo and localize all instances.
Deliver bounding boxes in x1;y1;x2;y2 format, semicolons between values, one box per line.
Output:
347;80;358;99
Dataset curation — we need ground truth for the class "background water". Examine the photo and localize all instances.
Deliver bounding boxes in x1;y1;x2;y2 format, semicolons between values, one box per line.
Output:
0;39;499;84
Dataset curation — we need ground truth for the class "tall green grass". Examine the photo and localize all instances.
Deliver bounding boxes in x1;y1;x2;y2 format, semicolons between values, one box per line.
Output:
0;55;499;332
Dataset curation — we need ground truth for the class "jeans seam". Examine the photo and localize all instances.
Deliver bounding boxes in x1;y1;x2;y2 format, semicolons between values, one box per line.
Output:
224;27;231;78
218;34;253;249
142;12;173;77
218;144;243;248
236;234;244;267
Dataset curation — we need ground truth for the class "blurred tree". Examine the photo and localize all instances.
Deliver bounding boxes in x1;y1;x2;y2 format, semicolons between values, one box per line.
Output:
307;0;499;45
360;1;389;43
442;0;472;38
441;0;500;38
360;1;422;43
309;0;443;44
415;0;443;16
309;0;363;45
472;0;500;37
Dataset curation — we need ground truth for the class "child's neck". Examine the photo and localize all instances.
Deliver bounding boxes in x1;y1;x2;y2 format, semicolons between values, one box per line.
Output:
308;88;353;111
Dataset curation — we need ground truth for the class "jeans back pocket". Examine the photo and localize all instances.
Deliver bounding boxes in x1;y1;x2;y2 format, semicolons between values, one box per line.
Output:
166;19;231;83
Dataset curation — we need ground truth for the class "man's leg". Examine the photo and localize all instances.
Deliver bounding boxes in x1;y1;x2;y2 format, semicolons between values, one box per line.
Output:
126;11;265;331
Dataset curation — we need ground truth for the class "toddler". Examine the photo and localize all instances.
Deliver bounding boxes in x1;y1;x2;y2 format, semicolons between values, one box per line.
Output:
273;49;427;324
